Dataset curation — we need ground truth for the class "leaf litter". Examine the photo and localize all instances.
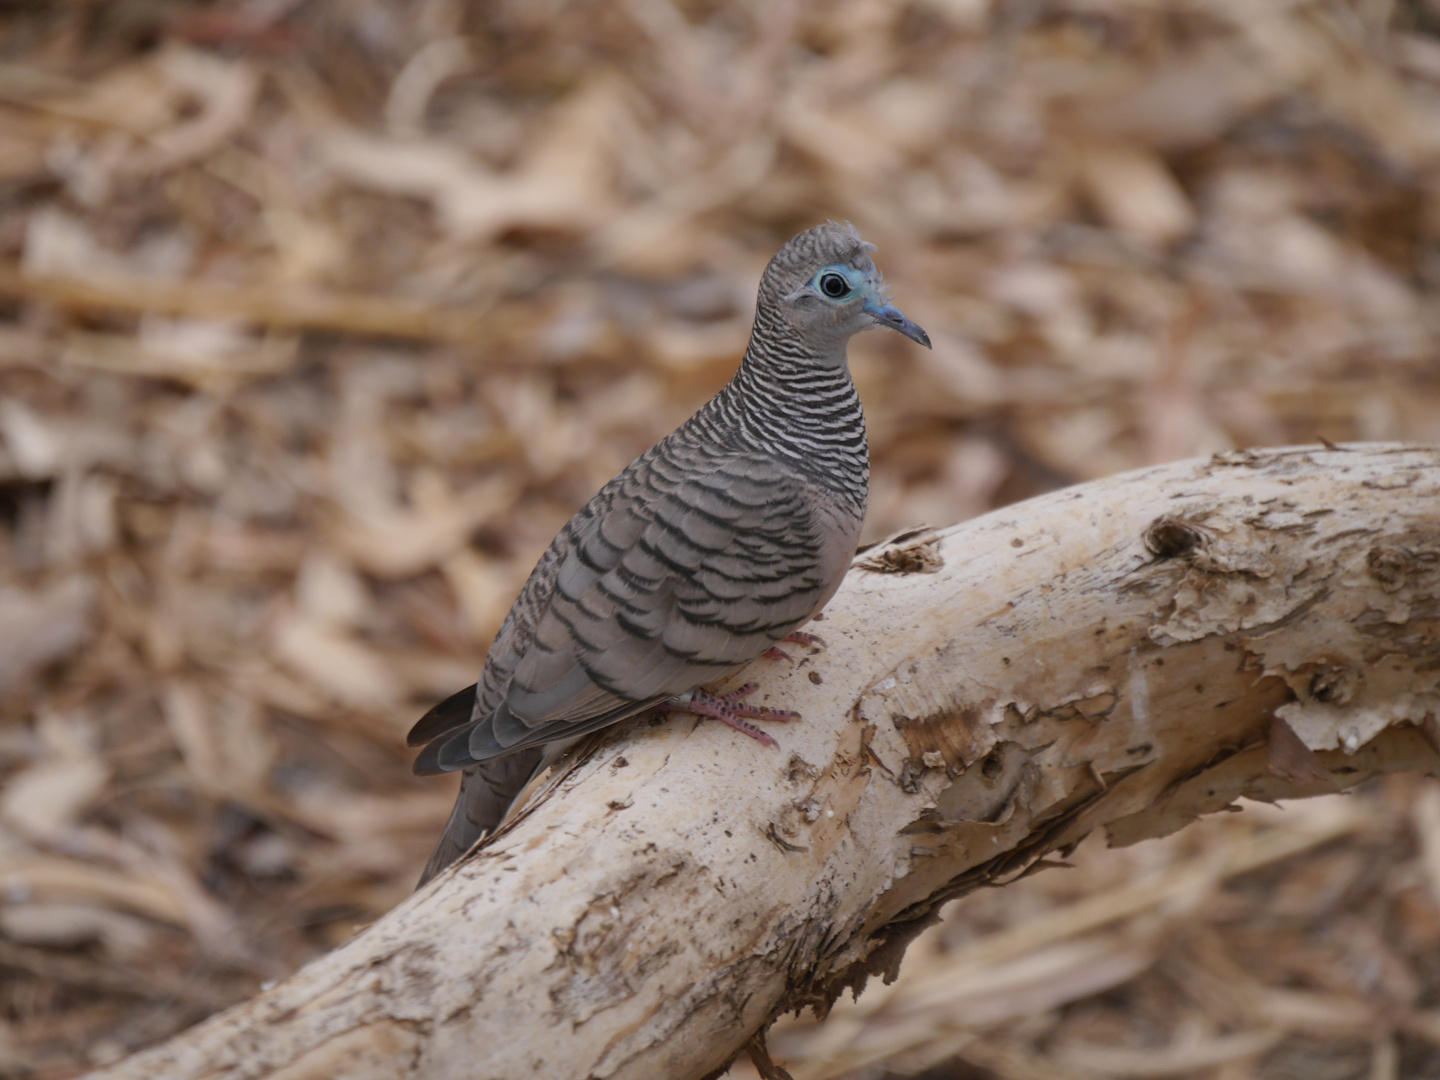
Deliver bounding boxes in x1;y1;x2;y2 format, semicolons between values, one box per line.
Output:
0;1;1438;1077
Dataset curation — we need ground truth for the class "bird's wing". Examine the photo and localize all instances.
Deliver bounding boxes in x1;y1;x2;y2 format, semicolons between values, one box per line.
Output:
406;461;653;752
414;452;834;772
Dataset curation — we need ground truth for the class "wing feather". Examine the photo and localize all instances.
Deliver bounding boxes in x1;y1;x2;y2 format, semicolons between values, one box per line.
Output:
413;451;840;771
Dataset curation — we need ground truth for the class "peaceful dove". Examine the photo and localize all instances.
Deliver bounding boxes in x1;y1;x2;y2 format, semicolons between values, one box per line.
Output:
410;222;929;884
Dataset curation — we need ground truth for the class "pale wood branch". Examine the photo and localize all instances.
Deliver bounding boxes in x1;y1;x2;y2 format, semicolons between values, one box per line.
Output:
87;444;1440;1080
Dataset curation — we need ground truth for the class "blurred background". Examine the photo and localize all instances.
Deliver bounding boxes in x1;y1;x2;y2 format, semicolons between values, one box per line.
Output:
1;1;1439;1077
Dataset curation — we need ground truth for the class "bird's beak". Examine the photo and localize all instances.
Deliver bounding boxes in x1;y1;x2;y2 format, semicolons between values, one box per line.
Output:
865;299;931;348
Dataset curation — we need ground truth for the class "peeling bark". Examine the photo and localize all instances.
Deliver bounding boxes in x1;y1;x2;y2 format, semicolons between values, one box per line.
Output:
86;445;1440;1080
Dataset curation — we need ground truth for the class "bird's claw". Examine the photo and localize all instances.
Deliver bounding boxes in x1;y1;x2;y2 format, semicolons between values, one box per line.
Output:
764;632;826;663
784;631;826;649
717;682;800;722
714;715;779;748
662;686;799;746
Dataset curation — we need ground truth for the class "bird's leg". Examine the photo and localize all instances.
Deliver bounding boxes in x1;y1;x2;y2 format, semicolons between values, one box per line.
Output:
659;686;800;748
763;631;827;664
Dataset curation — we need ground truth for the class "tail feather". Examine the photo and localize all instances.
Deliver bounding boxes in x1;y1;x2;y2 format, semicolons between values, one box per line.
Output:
417;750;544;887
407;683;478;747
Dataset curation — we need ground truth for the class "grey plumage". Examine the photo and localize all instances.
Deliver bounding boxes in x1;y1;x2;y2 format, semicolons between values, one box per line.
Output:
410;222;929;885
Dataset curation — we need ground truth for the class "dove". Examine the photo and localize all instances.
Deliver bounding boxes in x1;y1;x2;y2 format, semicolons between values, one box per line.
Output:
410;222;929;884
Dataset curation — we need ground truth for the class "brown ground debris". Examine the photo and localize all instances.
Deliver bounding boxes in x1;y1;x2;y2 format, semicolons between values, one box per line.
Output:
0;2;1439;1078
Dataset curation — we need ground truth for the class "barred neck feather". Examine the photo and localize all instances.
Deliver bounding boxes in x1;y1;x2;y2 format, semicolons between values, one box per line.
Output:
691;304;868;513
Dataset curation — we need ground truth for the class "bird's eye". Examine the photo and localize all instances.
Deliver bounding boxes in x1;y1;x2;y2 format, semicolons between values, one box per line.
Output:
819;272;850;299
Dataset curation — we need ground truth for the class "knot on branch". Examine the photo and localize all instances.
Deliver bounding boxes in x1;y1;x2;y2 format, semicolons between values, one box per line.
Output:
1367;545;1417;592
1144;516;1206;559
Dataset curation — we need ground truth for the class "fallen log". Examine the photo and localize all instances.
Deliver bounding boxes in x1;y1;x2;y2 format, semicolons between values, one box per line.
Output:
88;444;1440;1080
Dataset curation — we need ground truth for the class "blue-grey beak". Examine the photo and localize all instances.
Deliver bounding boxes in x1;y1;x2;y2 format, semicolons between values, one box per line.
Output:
866;300;931;348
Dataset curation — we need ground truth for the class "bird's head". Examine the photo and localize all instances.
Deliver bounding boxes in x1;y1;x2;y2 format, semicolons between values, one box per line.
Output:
758;222;930;356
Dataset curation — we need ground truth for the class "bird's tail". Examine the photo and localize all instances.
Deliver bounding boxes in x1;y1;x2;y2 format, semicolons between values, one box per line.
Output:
417;750;545;887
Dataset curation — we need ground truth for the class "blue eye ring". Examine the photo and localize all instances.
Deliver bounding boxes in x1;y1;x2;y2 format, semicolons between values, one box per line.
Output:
818;271;851;299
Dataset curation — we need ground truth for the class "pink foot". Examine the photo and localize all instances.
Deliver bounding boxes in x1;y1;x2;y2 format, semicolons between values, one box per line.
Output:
660;684;799;748
763;631;827;664
715;683;800;723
